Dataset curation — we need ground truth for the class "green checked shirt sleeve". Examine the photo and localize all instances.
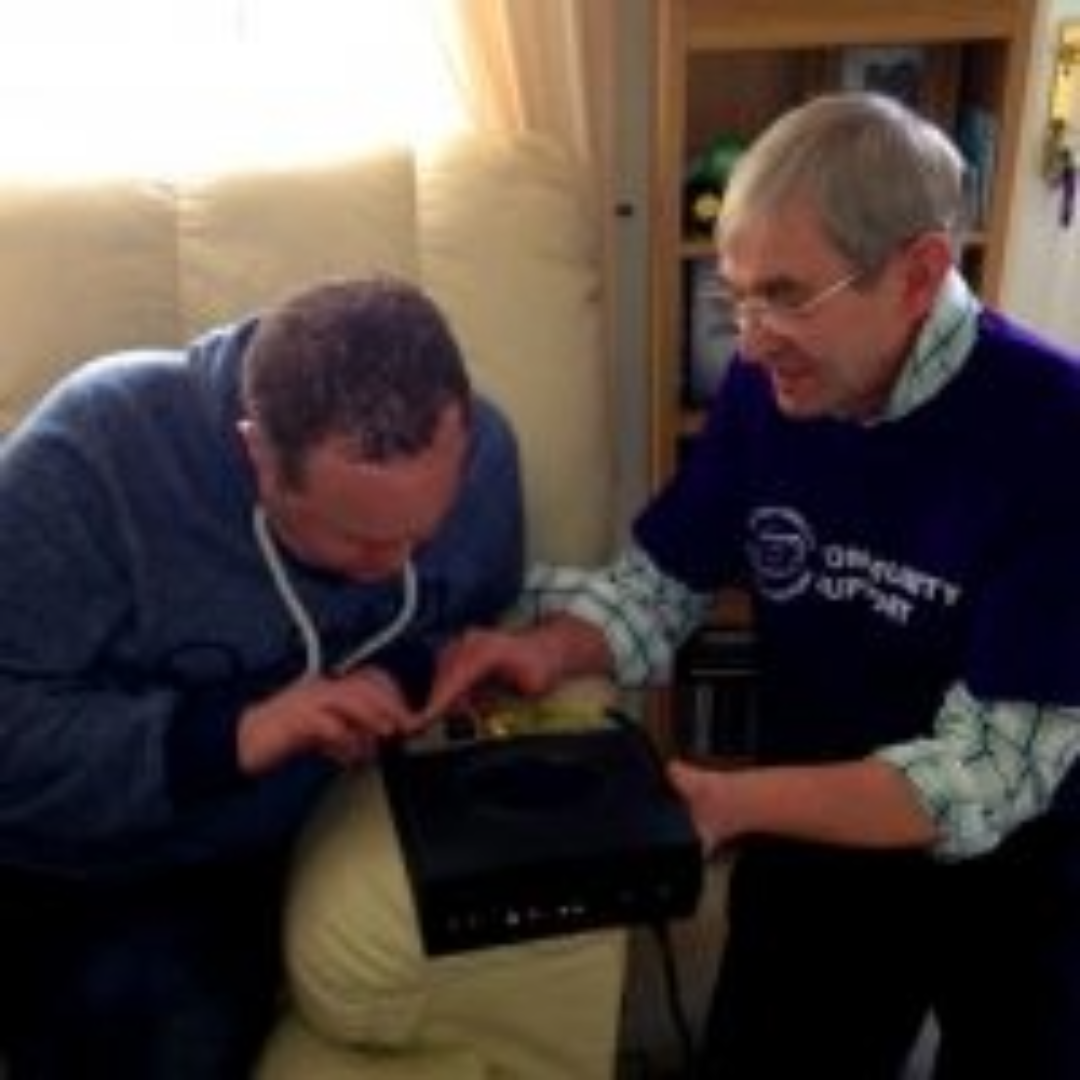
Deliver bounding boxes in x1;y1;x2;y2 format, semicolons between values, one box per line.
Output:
517;545;712;686
878;689;1080;861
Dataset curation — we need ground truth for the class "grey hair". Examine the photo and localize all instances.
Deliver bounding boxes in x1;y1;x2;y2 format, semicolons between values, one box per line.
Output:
241;276;472;488
719;92;968;271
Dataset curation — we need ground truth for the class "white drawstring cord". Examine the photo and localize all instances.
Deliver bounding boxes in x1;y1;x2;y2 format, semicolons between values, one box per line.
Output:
252;505;418;679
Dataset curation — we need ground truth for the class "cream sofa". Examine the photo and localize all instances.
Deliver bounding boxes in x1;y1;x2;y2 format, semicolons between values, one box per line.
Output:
0;135;627;1078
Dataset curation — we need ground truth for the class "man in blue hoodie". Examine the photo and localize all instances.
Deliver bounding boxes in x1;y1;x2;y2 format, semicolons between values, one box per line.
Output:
0;276;523;1078
426;94;1080;1079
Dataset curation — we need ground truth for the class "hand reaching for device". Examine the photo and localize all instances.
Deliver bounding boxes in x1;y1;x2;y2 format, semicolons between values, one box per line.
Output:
424;614;617;725
423;626;567;724
238;667;419;773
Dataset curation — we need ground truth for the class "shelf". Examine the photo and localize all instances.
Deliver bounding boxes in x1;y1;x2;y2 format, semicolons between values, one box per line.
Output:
684;0;1029;51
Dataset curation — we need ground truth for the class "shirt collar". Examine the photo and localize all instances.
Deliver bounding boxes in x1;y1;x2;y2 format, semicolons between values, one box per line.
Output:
877;268;982;423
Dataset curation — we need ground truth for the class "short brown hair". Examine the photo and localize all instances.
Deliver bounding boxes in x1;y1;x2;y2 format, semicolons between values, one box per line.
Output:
242;276;472;487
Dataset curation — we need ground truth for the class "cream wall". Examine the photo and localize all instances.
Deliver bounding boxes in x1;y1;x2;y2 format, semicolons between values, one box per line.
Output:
1000;0;1080;350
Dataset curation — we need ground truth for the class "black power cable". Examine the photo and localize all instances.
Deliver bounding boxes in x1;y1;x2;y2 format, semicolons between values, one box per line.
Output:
647;919;702;1079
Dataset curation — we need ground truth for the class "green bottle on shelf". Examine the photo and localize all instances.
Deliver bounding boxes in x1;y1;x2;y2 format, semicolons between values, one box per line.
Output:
683;133;746;236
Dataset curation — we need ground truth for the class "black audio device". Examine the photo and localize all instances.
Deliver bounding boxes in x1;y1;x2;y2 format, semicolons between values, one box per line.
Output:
381;714;704;956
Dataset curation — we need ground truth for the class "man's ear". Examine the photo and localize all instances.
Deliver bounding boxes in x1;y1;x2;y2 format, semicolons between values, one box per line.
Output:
236;418;255;451
901;231;955;314
237;419;274;492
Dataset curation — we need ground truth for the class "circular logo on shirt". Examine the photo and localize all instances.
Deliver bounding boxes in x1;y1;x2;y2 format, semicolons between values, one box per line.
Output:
747;506;816;602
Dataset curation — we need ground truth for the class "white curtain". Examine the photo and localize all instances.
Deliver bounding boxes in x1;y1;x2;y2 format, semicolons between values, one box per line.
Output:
0;0;613;175
0;0;466;176
0;0;614;208
436;0;606;161
432;0;618;383
0;0;616;368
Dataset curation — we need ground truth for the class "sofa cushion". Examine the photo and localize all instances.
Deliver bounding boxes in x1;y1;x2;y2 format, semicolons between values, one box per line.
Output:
0;176;178;431
176;146;419;337
419;134;614;565
269;768;626;1080
259;1012;487;1080
0;135;615;570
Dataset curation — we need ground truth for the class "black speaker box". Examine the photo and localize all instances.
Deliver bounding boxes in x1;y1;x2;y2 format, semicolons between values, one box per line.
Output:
381;719;704;956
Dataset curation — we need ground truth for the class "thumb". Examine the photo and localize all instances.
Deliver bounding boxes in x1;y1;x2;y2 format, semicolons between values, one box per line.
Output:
667;757;706;798
666;758;724;855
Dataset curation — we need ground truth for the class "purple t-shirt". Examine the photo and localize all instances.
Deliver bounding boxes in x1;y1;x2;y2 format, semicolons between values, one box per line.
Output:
635;311;1080;764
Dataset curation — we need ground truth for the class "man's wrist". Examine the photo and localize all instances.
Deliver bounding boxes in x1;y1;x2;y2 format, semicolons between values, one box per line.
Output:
532;614;611;686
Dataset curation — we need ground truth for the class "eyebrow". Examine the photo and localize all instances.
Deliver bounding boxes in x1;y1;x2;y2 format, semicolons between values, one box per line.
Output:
723;272;804;302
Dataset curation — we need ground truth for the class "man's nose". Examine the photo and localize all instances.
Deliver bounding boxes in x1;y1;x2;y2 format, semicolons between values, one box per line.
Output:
736;318;787;363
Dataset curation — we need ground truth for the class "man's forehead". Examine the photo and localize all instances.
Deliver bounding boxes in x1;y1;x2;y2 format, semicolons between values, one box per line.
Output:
720;211;832;283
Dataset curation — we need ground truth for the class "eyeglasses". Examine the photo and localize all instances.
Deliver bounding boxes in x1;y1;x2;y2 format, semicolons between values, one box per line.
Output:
731;270;862;336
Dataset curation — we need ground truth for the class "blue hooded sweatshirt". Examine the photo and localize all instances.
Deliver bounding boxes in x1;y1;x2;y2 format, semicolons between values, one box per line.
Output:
0;317;524;877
